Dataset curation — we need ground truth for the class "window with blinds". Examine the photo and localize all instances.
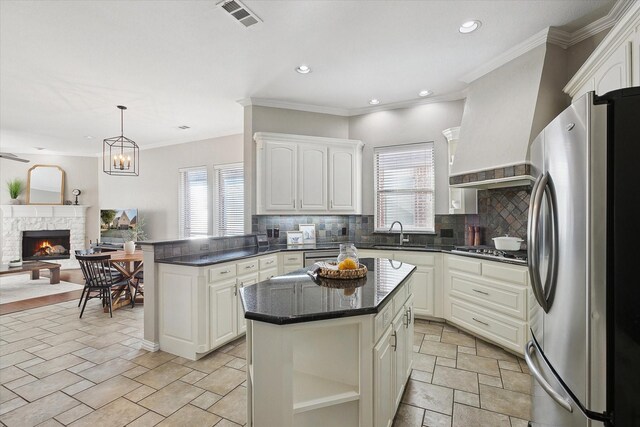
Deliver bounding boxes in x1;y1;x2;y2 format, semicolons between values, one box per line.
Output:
214;163;244;236
374;142;435;232
178;167;209;238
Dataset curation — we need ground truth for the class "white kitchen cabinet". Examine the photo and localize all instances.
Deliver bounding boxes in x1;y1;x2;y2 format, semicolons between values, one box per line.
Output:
157;254;279;360
328;145;359;212
255;132;363;214
237;273;258;335
209;279;238;349
442;127;477;214
299;145;327;211
373;327;394;427
372;277;414;427
281;251;304;274
263;141;297;211
443;254;529;354
389;251;443;319
565;3;640;99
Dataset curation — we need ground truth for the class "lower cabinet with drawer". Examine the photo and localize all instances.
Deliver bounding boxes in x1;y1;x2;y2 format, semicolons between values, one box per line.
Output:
443;254;529;354
281;251;304;274
373;279;414;427
158;254;279;360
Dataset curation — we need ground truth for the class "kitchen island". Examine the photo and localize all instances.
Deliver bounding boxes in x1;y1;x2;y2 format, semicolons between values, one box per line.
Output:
240;258;416;427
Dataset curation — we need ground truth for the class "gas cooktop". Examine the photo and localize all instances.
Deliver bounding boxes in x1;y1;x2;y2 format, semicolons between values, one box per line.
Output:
451;245;528;264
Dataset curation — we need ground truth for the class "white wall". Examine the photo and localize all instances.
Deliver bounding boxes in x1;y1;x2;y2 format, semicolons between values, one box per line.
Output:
348;101;465;215
0;153;100;259
99;134;243;240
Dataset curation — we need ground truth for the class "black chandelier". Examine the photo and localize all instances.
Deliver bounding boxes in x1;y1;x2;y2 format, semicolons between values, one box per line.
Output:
103;105;139;176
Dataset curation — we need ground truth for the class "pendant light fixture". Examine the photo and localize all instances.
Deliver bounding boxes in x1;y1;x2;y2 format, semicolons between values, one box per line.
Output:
103;105;139;176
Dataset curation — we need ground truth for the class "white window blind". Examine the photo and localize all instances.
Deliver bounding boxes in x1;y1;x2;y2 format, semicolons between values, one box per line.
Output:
214;163;244;236
374;142;435;232
178;167;209;238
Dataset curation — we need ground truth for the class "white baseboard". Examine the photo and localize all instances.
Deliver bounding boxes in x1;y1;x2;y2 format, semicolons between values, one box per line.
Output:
141;339;160;352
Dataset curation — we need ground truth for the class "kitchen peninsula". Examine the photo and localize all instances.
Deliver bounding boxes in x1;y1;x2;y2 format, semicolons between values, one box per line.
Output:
240;258;416;427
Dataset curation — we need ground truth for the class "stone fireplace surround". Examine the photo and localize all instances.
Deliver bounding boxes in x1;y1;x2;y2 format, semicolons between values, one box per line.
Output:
1;205;89;269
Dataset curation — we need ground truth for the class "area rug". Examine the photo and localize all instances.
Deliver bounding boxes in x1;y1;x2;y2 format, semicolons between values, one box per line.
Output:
0;274;83;304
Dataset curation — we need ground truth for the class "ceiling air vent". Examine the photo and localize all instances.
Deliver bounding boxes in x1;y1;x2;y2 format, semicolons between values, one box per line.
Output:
217;0;262;28
178;125;191;130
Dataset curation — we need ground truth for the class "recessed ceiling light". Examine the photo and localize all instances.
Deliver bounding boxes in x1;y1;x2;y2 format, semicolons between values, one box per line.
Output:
84;135;94;139
296;65;311;74
35;147;45;151
459;20;481;34
369;99;380;105
178;125;191;130
418;90;432;97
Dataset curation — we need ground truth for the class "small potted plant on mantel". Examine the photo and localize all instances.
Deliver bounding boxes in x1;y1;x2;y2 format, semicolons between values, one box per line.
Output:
6;179;24;205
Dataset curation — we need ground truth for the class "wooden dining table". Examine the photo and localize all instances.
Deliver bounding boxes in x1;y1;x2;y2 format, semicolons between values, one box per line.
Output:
104;249;144;312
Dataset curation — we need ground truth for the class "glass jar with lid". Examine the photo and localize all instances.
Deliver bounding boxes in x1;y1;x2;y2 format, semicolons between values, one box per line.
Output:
337;243;359;266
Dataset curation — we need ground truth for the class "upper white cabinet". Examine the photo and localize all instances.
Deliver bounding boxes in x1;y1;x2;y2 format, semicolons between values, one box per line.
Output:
442;127;477;215
329;145;358;212
565;3;640;99
255;132;363;214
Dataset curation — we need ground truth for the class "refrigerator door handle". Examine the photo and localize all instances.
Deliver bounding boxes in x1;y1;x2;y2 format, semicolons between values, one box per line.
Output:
525;340;573;413
527;172;559;313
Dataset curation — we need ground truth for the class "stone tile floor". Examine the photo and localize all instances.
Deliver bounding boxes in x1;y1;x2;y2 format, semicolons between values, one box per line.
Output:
0;299;531;426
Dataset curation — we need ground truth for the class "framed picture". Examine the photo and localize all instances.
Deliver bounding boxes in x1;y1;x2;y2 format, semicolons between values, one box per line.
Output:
286;231;304;245
299;224;316;244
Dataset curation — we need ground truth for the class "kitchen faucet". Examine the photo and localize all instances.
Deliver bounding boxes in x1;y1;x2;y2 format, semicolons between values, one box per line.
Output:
388;221;410;246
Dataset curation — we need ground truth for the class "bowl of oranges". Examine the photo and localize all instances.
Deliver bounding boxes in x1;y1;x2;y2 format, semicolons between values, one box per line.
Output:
316;258;368;280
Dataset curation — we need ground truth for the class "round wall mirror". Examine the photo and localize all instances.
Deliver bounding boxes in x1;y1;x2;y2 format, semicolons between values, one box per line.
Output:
27;165;65;205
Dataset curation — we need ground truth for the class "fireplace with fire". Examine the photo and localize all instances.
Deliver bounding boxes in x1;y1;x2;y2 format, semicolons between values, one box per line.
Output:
22;230;71;261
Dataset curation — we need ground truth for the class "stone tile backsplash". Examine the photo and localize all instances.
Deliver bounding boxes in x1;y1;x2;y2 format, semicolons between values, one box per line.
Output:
478;185;531;242
252;187;531;248
154;235;256;260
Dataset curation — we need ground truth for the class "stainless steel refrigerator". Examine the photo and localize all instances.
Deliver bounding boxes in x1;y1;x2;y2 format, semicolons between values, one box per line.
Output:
526;87;640;427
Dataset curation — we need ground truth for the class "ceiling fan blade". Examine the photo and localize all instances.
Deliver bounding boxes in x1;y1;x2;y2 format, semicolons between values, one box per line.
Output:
0;152;30;163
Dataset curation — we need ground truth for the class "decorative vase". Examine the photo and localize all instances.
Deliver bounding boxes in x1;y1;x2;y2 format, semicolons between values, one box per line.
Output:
8;198;20;205
124;241;136;254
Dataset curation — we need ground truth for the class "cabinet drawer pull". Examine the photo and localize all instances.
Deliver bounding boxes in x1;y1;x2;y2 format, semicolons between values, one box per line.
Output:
472;289;489;296
330;200;333;208
472;317;489;326
234;286;238;296
391;331;397;351
293;200;296;208
220;270;230;274
266;260;274;265
245;265;255;269
407;307;412;326
287;257;297;261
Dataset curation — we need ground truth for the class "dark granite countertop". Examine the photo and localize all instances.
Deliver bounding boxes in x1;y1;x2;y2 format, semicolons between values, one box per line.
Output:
154;243;528;266
240;257;416;325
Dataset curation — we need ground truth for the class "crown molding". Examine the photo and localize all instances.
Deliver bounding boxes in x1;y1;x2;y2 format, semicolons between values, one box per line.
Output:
460;1;631;84
238;97;351;116
564;1;640;96
239;91;466;118
459;27;552;84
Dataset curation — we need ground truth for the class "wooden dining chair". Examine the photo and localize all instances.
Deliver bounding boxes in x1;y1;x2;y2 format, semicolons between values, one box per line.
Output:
76;254;131;318
75;248;101;307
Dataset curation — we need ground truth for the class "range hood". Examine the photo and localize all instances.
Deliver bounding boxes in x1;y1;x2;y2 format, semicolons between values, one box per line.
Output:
451;41;570;189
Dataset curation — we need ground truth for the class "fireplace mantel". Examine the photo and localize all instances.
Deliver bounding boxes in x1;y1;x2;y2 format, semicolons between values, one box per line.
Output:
1;205;90;267
0;205;89;218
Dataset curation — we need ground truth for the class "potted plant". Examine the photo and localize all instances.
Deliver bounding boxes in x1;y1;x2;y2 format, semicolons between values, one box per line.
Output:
122;216;147;254
6;179;24;205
